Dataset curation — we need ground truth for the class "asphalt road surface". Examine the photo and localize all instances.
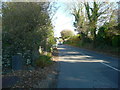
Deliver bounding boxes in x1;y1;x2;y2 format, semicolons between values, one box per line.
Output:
57;45;120;88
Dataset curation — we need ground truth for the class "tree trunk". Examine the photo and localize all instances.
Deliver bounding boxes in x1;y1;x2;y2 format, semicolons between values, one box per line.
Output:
93;27;97;48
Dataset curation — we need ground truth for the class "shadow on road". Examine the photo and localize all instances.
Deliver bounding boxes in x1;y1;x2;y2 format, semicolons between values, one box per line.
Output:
57;45;119;88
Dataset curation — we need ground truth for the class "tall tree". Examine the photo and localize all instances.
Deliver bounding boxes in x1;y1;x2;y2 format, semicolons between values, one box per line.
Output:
84;1;115;46
72;2;88;34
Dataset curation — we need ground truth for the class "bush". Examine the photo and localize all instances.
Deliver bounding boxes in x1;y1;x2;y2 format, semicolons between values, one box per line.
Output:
96;36;106;46
112;35;120;47
47;52;52;57
35;55;53;68
84;37;92;43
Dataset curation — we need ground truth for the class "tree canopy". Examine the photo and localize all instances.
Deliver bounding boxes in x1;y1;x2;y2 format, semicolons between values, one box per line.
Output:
70;1;119;47
60;30;74;39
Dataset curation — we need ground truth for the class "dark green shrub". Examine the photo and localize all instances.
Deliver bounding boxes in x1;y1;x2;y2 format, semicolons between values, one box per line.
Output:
96;36;105;45
84;37;92;43
105;36;112;46
96;26;107;45
112;35;120;47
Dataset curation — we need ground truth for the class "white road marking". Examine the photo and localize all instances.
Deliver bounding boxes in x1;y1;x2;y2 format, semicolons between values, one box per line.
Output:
59;59;107;63
59;47;120;72
80;53;120;72
100;62;120;72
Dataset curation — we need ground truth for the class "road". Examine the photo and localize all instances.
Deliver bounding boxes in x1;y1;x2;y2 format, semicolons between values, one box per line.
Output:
57;45;120;88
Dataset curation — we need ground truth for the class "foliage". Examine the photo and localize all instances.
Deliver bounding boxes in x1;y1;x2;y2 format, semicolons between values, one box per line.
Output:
35;55;53;68
60;30;74;40
70;1;119;50
112;35;120;47
72;3;88;35
64;35;80;46
64;34;92;47
2;2;55;68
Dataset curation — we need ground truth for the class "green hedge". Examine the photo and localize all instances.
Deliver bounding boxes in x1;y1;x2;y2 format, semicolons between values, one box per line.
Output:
112;35;120;47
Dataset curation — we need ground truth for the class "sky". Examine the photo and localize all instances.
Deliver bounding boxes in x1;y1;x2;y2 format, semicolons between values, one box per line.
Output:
50;1;76;37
